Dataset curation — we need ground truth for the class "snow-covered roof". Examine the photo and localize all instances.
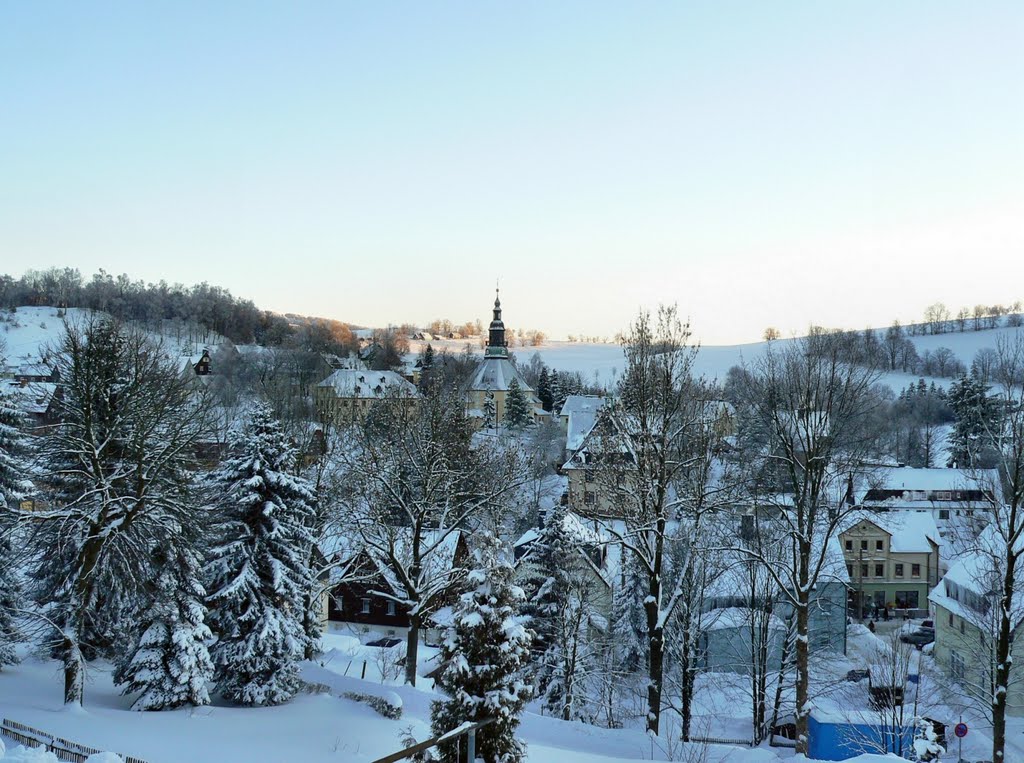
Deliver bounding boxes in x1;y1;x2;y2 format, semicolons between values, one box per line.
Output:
561;411;637;471
561;395;605;453
840;510;941;554
860;466;999;502
331;528;466;597
12;362;54;378
0;380;57;415
234;344;274;357
703;607;787;632
318;369;418;399
468;356;534;394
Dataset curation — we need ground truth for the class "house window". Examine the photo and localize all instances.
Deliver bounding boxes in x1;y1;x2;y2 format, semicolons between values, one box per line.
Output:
912;564;921;578
948;612;954;626
860;564;868;578
950;650;965;682
896;591;919;609
584;491;596;506
846;564;853;577
875;564;884;577
845;540;853;551
895;563;904;577
937;491;951;501
939;509;950;520
861;540;869;550
387;601;396;616
361;598;371;614
960;620;965;635
876;540;884;551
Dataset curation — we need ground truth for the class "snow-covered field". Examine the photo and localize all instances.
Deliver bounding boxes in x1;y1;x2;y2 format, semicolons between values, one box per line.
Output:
410;318;1024;392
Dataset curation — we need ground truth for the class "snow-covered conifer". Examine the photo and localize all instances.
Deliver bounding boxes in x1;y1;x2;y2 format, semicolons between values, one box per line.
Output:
115;545;213;710
205;402;316;706
0;385;28;668
537;367;553;412
504;378;531;430
431;535;532;763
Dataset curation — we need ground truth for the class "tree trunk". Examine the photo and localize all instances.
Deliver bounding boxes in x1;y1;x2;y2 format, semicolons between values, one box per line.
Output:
405;612;420;687
679;619;695;741
647;622;664;737
993;551;1017;763
63;634;83;705
794;601;810;755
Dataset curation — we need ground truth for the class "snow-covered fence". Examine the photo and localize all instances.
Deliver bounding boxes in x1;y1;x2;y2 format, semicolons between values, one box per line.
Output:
685;735;752;747
0;719;148;763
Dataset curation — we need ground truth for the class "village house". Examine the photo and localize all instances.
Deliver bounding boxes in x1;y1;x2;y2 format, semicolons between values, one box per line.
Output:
0;378;60;433
558;394;605;461
178;348;212;376
855;465;999;540
561;410;637;519
323;530;469;645
839;511;941;617
314;368;418;424
700;540;850;673
929;527;1024;716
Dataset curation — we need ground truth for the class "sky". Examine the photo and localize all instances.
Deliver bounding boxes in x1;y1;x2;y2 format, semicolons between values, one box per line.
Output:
1;2;1022;345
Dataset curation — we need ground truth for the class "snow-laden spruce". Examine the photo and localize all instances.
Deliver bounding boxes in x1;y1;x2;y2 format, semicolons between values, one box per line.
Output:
0;382;29;668
114;545;213;710
29;319;207;704
431;535;532;763
205;402;316;706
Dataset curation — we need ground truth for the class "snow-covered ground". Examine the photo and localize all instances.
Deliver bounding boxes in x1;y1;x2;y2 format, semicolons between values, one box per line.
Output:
7;630;1015;762
0;649;775;763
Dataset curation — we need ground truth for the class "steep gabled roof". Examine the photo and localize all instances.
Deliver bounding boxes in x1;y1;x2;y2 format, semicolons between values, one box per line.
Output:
468;356;534;394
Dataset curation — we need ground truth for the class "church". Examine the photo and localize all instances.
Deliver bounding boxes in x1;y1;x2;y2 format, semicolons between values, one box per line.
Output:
467;290;543;427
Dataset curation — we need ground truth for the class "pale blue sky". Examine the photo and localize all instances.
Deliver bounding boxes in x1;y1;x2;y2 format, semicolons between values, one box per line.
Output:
1;2;1022;343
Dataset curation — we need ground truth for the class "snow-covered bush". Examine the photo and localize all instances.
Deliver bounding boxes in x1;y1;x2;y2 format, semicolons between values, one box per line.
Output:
342;690;403;720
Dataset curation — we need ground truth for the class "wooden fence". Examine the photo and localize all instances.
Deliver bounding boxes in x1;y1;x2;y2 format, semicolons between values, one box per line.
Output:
1;718;150;763
371;718;496;763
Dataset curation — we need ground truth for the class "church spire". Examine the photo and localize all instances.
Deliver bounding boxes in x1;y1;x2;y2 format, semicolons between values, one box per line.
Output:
486;287;508;357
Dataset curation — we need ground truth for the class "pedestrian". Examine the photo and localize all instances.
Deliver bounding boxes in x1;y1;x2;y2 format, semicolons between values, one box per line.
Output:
868;619;876;634
883;605;890;622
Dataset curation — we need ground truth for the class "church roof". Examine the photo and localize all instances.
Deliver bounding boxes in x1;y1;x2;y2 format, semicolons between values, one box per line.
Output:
468;356;534;393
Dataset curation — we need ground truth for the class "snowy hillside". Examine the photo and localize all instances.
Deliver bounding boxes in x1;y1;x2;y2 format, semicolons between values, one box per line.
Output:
0;306;225;367
410;321;1024;391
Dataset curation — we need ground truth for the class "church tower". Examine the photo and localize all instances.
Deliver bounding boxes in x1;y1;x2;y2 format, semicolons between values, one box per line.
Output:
486;289;508;357
467;287;540;427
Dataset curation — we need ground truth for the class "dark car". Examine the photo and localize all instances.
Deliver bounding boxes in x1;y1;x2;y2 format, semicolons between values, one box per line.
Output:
900;626;935;648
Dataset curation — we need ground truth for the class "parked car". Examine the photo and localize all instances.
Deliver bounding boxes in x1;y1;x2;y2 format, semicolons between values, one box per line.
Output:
900;626;935;648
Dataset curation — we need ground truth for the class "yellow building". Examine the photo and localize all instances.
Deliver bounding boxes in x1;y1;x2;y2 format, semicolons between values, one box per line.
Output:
839;512;940;617
315;369;418;424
